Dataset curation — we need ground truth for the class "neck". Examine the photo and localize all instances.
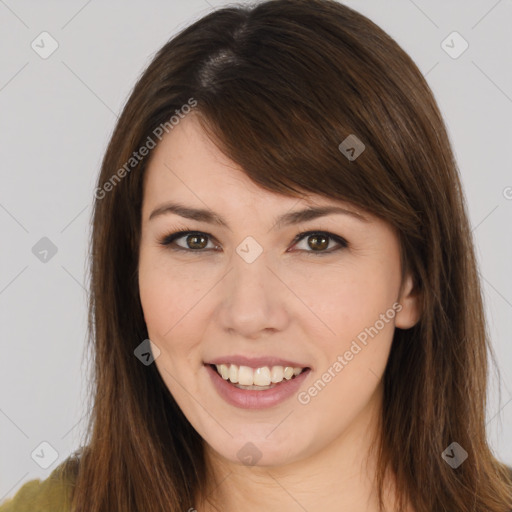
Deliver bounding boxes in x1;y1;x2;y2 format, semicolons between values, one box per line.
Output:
196;383;412;512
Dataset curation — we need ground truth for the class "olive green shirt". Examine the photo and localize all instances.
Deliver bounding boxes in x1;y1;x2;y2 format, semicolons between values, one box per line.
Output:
0;459;75;512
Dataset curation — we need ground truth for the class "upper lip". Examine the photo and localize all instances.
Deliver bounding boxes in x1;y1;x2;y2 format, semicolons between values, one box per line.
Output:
205;355;310;369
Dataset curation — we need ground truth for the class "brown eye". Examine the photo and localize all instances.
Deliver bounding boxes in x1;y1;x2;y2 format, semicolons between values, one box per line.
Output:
184;233;208;250
159;229;348;256
291;231;348;255
159;231;217;252
306;234;330;251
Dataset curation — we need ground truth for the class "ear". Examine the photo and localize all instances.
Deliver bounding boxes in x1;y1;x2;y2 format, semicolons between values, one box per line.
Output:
395;272;421;329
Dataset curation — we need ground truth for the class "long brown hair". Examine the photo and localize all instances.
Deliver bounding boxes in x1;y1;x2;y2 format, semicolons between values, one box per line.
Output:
64;0;512;510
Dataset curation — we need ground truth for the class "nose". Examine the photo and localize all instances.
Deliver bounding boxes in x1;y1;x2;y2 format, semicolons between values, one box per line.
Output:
216;248;290;339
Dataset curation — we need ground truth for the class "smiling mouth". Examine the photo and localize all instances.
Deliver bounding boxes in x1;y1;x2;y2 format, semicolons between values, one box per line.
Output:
208;363;310;390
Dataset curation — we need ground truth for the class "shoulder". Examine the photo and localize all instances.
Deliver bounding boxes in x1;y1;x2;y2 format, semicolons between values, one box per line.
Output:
0;455;79;512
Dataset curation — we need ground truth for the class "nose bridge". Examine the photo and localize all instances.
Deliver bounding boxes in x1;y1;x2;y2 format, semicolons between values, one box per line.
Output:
230;240;274;306
217;239;289;337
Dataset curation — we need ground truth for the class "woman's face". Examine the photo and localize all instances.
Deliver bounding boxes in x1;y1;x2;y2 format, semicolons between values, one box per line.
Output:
138;114;419;467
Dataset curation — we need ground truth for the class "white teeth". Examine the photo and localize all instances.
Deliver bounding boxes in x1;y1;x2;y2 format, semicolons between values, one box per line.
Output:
283;366;294;380
228;364;238;383
233;383;274;390
238;366;254;386
214;363;305;386
253;367;271;386
270;366;284;383
219;364;229;380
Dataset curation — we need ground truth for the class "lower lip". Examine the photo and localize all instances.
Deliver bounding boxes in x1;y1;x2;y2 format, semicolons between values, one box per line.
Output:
205;364;311;409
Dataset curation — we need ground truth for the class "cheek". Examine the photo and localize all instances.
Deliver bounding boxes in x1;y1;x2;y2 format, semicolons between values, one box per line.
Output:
138;264;173;337
294;270;398;439
303;259;399;336
138;252;212;368
139;250;193;332
299;257;400;393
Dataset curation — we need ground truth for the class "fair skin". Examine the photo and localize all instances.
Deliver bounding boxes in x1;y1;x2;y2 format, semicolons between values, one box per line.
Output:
138;114;420;512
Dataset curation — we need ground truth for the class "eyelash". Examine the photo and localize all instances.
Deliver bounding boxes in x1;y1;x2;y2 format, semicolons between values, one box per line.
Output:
157;227;348;256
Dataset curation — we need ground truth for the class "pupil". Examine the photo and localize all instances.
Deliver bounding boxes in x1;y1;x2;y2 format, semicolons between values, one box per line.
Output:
309;234;328;251
188;234;207;249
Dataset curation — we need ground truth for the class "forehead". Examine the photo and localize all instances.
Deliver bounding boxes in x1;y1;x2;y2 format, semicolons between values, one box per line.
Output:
143;115;365;216
144;114;280;204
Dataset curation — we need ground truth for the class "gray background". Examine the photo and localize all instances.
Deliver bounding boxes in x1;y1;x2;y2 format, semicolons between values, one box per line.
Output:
1;0;511;502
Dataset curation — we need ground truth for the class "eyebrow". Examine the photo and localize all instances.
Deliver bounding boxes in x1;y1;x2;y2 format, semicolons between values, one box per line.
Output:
148;201;368;229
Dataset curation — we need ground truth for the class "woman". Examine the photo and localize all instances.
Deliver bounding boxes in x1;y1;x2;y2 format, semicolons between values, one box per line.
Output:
2;0;511;511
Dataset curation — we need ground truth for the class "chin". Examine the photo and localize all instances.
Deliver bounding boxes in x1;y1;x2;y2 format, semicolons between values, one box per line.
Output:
204;429;310;468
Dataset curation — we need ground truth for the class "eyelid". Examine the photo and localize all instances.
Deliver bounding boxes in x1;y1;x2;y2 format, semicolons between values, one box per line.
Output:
160;229;218;250
288;230;348;251
158;227;348;255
